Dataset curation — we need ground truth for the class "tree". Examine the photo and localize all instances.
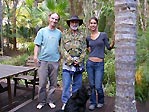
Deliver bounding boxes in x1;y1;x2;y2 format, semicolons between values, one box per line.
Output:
114;0;137;112
83;0;106;36
137;0;149;31
11;0;18;50
68;0;83;16
45;0;69;30
2;0;18;50
0;0;2;54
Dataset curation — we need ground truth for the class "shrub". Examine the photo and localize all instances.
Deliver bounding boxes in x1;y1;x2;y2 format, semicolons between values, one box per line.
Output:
0;54;28;66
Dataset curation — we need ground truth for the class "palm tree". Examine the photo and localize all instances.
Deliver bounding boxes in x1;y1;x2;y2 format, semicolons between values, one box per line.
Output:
114;0;137;112
45;0;69;30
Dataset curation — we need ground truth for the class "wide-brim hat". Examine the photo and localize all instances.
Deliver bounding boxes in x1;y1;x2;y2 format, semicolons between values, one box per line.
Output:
66;15;83;26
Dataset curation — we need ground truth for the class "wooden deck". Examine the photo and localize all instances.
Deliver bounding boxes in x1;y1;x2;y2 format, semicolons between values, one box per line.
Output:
0;82;149;112
9;88;115;112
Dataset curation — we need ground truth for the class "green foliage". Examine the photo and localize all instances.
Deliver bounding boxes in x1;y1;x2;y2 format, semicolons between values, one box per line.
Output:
25;0;34;8
104;49;116;96
98;0;115;38
27;42;34;55
17;26;36;38
135;66;149;102
104;82;116;97
0;54;28;66
137;30;149;65
16;41;34;55
98;13;106;32
45;0;69;16
135;25;149;102
82;71;88;82
101;1;114;16
135;81;149;102
45;0;69;29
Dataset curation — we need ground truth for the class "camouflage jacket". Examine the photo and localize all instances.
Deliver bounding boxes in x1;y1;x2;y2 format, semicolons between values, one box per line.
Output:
61;29;86;66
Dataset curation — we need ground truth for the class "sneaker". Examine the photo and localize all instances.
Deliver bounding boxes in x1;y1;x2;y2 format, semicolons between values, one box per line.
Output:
37;103;45;109
89;104;96;110
61;103;66;110
97;103;104;108
48;103;56;108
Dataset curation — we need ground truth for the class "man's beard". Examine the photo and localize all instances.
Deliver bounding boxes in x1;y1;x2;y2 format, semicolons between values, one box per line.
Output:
70;25;79;30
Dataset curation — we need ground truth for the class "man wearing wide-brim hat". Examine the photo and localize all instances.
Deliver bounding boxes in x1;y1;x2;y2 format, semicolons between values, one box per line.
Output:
66;15;83;27
60;15;86;110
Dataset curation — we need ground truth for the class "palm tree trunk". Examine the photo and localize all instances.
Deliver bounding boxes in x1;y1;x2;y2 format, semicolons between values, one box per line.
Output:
114;0;137;112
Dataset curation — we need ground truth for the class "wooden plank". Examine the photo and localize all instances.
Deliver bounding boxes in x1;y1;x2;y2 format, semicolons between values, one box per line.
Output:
0;64;35;79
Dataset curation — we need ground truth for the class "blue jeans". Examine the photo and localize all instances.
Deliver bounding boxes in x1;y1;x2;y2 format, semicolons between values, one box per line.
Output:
61;69;82;103
86;60;104;105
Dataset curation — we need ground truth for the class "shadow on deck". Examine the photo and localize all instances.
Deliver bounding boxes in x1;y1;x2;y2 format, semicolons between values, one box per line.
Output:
0;82;149;112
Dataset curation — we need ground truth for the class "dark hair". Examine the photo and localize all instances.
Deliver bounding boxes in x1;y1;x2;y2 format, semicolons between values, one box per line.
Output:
89;16;98;24
48;12;60;21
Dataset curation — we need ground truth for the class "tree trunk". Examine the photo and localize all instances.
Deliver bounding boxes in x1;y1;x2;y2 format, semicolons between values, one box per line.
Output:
68;0;83;16
34;0;39;7
0;0;3;55
83;0;103;36
114;0;137;112
12;0;18;50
